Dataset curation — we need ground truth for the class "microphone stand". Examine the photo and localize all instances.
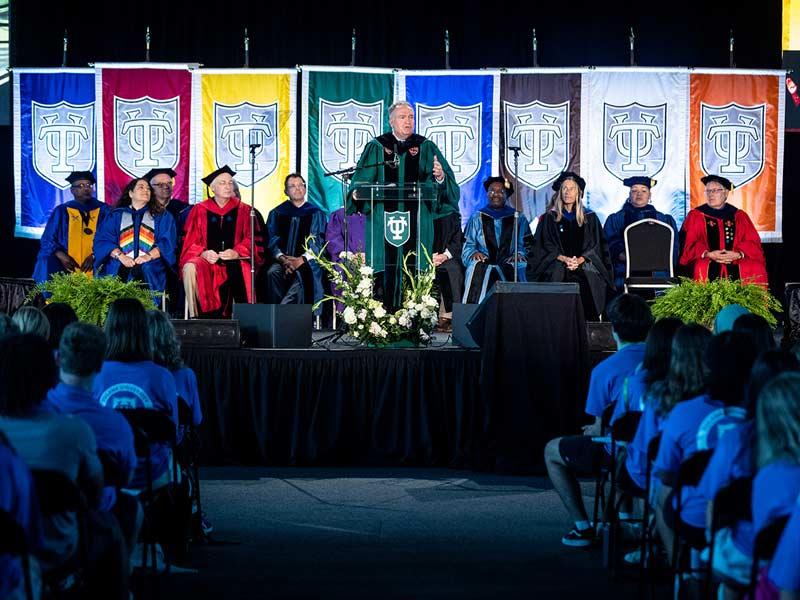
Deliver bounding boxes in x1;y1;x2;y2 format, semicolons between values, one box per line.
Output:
509;146;522;283
249;142;260;303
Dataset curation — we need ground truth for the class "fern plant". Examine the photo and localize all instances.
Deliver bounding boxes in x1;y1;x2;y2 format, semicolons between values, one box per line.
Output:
650;277;781;330
28;272;159;326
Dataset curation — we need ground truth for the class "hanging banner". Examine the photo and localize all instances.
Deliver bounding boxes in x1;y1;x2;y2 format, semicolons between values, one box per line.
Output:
13;69;96;238
397;71;499;224
301;66;394;214
689;70;785;241
581;68;689;227
196;69;296;216
96;63;193;205
499;70;583;224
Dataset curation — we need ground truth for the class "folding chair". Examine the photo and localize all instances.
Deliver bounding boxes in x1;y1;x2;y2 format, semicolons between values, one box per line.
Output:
639;432;663;596
623;218;678;294
176;399;205;542
0;509;34;600
591;403;617;533
748;514;790;595
707;476;753;598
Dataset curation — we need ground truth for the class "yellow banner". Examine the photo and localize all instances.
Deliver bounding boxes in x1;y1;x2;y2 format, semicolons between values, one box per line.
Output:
785;0;800;50
199;70;296;216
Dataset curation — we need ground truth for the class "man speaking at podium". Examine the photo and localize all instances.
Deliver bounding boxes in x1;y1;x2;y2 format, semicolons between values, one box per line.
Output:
347;101;460;310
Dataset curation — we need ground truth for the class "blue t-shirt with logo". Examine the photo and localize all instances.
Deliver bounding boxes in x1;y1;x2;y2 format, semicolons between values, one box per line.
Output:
93;360;178;488
654;394;747;528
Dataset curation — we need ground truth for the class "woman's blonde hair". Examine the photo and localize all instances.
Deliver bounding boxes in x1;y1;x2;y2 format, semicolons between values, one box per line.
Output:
757;372;800;468
548;178;586;226
11;306;50;340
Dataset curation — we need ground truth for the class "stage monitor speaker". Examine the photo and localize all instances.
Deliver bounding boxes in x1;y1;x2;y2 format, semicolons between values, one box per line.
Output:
171;319;240;348
452;303;480;348
466;281;580;347
233;303;312;349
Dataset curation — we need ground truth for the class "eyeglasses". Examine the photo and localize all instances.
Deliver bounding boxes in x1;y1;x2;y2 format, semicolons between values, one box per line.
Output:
488;189;506;196
71;183;93;190
705;188;726;195
152;183;172;189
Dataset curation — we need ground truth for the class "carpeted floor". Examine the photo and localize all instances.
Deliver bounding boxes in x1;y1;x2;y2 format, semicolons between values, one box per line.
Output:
159;467;654;599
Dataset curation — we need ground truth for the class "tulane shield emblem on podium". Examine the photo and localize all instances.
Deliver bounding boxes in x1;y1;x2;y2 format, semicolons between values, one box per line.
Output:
384;211;410;248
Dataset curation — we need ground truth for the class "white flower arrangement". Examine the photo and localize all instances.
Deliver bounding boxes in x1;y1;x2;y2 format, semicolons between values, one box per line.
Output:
308;241;440;347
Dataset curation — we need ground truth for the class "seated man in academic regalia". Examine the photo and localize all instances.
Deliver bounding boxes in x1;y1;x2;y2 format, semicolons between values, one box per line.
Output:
33;171;109;284
602;176;679;290
180;165;263;318
264;173;326;308
462;177;528;304
432;210;464;330
679;174;767;285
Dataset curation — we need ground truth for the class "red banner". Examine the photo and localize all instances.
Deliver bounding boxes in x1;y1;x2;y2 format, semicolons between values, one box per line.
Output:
98;65;192;204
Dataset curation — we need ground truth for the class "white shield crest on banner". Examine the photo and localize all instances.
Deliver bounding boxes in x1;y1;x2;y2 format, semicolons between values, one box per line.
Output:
700;102;765;188
603;102;667;181
32;100;95;189
114;96;179;178
504;100;569;190
215;101;278;187
417;102;481;186
320;99;382;183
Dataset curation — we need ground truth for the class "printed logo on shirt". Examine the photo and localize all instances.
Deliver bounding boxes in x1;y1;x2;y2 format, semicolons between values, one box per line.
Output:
114;95;179;178
696;406;747;450
98;383;154;410
214;101;277;186
32;100;96;189
503;100;569;190
700;102;765;188
603;102;666;182
417;102;482;186
319;98;382;183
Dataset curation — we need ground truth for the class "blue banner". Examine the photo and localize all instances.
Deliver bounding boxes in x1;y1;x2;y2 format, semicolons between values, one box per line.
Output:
14;69;96;238
399;72;499;224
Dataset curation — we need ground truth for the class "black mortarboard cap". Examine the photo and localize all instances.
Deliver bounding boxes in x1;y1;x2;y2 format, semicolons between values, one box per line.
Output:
144;167;177;180
551;171;586;192
201;165;236;186
483;176;514;197
66;171;96;185
701;174;734;191
623;176;657;188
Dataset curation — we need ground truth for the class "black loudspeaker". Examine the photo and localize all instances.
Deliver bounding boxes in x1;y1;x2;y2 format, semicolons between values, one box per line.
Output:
232;304;312;348
452;303;480;348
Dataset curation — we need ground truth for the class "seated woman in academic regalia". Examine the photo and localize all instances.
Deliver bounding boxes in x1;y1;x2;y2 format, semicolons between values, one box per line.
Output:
528;171;612;320
679;174;767;286
93;177;176;298
462;176;528;304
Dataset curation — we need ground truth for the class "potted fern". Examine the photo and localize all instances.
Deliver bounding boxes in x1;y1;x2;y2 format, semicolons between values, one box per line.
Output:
28;272;159;326
650;277;781;330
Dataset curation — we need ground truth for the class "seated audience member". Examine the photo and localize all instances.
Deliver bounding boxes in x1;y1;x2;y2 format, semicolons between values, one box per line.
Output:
529;171;612;320
0;334;128;599
679;175;767;285
602;176;678;291
32;171;109;284
180;166;262;318
462;177;528;304
264;173;326;307
543;293;653;546
653;331;756;563
41;302;77;352
11;307;50;340
0;431;43;600
0;313;17;338
46;322;140;557
698;351;799;594
732;312;776;356
93;299;178;490
713;304;750;335
93;177;176;299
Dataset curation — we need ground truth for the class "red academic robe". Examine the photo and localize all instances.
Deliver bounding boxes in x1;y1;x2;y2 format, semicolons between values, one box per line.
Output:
179;197;263;313
679;204;767;286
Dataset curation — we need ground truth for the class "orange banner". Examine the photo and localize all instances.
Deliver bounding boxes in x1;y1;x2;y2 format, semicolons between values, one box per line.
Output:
689;73;780;235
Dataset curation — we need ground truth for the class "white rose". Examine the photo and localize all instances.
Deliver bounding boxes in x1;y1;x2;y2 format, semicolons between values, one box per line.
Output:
398;315;410;327
420;308;432;320
374;306;386;318
360;286;372;297
343;306;357;325
407;309;417;318
369;322;382;336
358;309;367;321
358;324;364;330
424;296;437;307
389;316;397;325
359;265;374;276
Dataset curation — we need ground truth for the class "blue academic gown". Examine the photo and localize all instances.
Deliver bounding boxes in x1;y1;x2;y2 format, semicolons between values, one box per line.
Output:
93;206;176;296
462;204;528;304
603;202;678;290
33;198;109;284
265;200;326;309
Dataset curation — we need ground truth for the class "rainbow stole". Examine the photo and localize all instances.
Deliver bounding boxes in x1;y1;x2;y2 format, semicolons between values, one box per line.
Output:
119;211;156;258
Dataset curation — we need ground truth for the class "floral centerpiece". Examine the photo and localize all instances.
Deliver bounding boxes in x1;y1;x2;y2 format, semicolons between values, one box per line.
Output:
310;245;439;347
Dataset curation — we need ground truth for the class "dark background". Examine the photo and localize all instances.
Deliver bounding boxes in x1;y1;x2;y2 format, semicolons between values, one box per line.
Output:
3;0;796;299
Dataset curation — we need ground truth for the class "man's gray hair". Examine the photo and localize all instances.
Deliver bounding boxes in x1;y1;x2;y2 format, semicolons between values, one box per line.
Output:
389;101;413;118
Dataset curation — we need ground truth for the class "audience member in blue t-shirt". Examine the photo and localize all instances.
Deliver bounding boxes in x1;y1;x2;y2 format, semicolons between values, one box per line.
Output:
544;294;653;547
93;299;178;490
768;496;800;595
